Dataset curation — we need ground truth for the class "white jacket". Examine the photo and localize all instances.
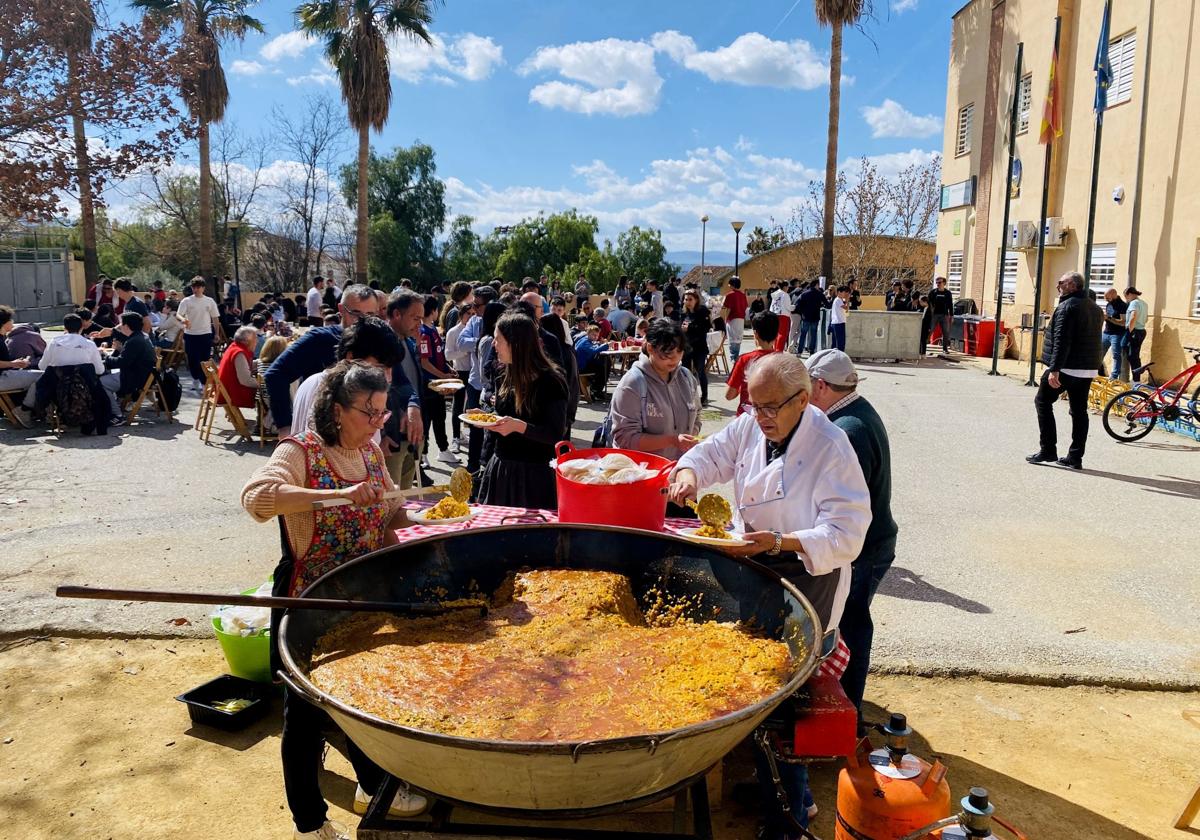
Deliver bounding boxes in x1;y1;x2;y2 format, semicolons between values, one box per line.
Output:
674;407;871;628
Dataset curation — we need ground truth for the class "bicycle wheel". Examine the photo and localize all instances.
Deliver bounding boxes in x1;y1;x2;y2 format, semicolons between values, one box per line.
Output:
1103;390;1159;442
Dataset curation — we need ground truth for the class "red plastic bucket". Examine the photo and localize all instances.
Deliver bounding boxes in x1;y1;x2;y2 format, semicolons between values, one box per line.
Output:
554;441;674;532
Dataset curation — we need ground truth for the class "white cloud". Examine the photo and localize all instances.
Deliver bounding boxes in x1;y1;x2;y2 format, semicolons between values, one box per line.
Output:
260;30;314;62
861;99;942;138
520;38;661;117
734;135;755;152
286;68;337;89
230;59;267;76
892;0;919;13
655;30;832;90
389;32;504;84
846;148;940;180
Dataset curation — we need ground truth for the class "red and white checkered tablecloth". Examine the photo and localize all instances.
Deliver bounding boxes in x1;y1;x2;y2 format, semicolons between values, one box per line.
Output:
394;503;850;679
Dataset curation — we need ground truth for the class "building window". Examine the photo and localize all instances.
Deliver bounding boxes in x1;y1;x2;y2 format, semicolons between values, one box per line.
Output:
947;251;964;296
1017;74;1032;134
1192;245;1200;318
1002;251;1018;303
1088;243;1117;302
955;103;974;156
1108;31;1137;107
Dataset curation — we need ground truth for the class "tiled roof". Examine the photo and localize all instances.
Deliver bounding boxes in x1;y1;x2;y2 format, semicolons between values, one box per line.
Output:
679;265;733;287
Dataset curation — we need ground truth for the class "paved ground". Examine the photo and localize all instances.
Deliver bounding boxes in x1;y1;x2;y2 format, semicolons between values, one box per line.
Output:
1;352;1197;687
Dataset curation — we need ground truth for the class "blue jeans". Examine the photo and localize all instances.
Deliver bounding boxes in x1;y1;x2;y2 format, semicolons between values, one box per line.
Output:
830;322;846;352
1101;333;1124;379
797;320;819;355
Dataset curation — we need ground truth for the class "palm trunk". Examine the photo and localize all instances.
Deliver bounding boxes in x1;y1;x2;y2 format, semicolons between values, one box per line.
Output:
198;117;214;292
355;123;370;284
820;22;843;284
68;52;99;288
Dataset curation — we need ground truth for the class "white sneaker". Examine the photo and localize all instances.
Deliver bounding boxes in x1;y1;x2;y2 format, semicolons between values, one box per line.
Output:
354;782;429;817
293;820;349;840
437;450;460;464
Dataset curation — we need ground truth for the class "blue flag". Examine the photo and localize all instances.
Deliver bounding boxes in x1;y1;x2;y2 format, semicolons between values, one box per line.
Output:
1094;0;1113;112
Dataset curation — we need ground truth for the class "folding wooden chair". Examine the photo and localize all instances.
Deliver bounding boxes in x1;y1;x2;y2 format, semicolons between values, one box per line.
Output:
196;360;252;443
0;389;28;428
121;369;171;426
577;373;593;403
194;360;218;432
706;332;729;376
159;332;185;369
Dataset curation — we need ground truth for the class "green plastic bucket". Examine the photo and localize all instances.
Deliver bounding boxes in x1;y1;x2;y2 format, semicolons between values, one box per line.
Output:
211;587;272;683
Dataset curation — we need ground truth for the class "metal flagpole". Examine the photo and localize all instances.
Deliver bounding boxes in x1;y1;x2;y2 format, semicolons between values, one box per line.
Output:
992;42;1025;375
1028;16;1063;387
1083;0;1113;289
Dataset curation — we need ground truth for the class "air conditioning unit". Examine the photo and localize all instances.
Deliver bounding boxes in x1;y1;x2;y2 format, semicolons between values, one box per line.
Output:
1009;221;1038;250
1043;217;1067;247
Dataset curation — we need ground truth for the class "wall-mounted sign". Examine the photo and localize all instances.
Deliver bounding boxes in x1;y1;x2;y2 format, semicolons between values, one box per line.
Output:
1009;159;1023;199
940;176;977;211
952;219;962;236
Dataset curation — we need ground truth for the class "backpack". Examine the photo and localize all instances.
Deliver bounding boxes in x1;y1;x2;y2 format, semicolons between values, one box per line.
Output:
157;368;182;412
55;367;95;427
592;367;650;448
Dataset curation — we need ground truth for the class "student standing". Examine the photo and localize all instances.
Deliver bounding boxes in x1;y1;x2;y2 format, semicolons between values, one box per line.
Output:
177;276;220;392
829;286;849;352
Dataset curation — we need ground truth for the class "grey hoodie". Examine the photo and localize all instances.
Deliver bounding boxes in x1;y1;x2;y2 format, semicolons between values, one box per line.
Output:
610;357;700;460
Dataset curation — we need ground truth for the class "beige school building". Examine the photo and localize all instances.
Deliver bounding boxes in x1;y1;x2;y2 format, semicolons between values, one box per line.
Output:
937;0;1200;375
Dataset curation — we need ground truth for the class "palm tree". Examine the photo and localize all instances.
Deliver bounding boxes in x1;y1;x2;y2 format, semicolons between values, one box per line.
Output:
814;0;871;284
131;0;263;286
298;0;437;284
61;1;100;288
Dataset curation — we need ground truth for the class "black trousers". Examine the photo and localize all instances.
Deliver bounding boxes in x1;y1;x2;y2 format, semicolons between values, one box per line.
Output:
838;553;894;714
422;393;449;452
282;688;385;833
1126;328;1147;379
686;347;708;401
183;331;213;384
1034;370;1092;461
450;371;469;439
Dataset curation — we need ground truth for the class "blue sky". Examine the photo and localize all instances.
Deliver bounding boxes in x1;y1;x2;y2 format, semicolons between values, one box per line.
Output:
111;0;952;256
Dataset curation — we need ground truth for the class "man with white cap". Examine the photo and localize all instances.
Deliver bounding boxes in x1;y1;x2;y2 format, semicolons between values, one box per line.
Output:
806;349;897;721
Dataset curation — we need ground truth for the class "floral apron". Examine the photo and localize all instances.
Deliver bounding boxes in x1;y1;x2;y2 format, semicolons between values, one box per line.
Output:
269;431;388;674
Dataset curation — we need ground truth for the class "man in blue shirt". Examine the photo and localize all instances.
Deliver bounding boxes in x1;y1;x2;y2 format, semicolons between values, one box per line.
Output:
574;323;609;400
383;289;426;488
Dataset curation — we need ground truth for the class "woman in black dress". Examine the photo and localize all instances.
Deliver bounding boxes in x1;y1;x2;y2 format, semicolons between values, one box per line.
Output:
681;289;711;405
477;312;569;509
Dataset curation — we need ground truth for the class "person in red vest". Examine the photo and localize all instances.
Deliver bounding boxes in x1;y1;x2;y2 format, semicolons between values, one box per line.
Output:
216;325;259;411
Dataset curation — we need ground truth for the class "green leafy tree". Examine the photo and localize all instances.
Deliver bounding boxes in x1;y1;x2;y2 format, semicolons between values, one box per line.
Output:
367;211;412;288
131;0;264;288
441;215;491;281
299;0;437;283
493;210;599;283
562;242;623;294
745;225;789;256
340;141;446;284
615;225;676;285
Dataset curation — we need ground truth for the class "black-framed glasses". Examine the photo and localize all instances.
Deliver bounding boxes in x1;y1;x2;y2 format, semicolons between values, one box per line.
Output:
746;389;805;419
348;405;392;425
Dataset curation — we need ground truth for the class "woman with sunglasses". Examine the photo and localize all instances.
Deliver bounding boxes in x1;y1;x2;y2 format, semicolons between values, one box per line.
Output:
241;360;425;840
477;312;569;509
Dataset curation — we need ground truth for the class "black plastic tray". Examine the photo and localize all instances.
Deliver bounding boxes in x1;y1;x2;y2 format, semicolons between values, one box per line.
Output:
176;674;275;730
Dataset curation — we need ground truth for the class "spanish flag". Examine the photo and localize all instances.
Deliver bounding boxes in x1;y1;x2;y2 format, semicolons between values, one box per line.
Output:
1039;47;1063;144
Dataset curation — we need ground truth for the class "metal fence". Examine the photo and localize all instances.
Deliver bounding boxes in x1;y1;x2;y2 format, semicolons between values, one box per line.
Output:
0;231;74;324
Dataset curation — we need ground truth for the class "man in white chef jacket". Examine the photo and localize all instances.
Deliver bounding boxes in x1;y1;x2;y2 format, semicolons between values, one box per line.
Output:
668;352;871;632
669;352;871;839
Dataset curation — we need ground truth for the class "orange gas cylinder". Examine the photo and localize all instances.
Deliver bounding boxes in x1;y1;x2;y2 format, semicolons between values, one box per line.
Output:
835;714;951;840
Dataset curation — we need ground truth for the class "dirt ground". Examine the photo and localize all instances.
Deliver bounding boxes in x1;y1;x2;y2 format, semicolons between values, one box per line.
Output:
2;637;1197;840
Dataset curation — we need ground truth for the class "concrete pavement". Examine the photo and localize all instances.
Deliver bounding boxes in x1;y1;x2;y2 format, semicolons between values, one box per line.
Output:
1;352;1197;688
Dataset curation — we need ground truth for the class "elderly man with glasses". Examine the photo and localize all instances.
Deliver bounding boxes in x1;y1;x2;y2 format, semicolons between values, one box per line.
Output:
668;352;870;840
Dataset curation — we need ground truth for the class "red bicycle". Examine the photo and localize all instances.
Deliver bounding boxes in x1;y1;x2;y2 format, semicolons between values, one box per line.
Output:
1102;346;1200;442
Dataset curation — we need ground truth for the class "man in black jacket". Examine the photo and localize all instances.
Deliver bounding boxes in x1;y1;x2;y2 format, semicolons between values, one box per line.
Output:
927;276;954;355
1027;271;1102;469
796;281;826;357
101;311;157;424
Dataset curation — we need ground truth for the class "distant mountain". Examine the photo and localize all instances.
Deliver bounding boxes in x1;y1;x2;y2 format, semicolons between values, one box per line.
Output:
666;250;737;273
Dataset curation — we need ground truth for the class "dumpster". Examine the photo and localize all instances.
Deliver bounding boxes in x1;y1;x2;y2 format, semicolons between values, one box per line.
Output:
962;318;1005;357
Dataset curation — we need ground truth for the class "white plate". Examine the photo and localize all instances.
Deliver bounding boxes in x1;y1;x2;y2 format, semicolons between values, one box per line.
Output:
407;506;477;525
458;412;500;429
676;527;752;547
430;380;464;393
